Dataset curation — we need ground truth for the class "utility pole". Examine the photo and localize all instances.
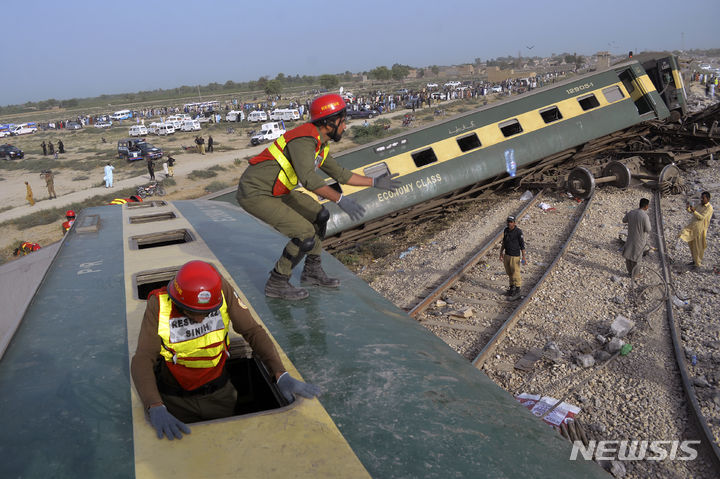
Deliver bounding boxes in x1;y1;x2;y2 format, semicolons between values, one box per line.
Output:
681;32;685;52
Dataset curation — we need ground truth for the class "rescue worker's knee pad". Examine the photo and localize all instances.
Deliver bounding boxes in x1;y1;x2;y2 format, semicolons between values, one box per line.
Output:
314;207;329;239
292;236;316;253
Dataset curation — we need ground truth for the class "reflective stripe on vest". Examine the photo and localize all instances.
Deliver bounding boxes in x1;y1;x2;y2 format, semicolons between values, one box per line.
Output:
157;292;230;368
110;198;127;205
266;131;330;193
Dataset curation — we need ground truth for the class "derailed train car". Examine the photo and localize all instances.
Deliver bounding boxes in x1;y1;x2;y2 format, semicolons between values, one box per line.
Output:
211;57;675;239
0;201;610;478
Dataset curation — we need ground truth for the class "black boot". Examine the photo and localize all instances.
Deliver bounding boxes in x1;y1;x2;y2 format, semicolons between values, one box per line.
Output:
510;286;520;297
301;255;340;288
504;285;514;296
265;269;308;300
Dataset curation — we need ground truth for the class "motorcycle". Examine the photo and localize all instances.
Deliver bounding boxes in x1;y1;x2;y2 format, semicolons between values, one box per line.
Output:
136;181;166;199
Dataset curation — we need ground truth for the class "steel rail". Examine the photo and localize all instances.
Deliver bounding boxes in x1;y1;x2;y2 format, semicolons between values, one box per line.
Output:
408;189;545;318
471;192;595;369
652;190;720;470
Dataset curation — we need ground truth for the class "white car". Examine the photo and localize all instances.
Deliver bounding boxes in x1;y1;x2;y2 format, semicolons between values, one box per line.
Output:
426;83;438;88
491;85;503;93
444;81;461;88
0;130;11;138
94;121;112;129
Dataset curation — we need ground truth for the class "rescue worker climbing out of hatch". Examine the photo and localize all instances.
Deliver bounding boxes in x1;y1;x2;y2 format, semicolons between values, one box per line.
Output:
236;94;401;300
62;210;76;234
131;260;320;440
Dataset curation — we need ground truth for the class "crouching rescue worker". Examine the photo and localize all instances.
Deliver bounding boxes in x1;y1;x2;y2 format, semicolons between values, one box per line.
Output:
62;210;76;234
236;94;401;300
130;260;320;440
13;241;41;256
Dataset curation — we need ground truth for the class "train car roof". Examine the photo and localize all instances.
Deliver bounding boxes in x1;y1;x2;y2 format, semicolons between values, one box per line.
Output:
0;200;608;478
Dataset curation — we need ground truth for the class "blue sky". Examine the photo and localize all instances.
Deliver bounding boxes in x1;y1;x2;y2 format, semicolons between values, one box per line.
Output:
1;0;718;106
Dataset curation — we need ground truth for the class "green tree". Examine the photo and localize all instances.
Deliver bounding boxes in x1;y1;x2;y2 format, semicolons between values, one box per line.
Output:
370;66;391;80
264;80;282;96
319;74;339;90
391;63;410;81
275;73;286;83
430;65;439;75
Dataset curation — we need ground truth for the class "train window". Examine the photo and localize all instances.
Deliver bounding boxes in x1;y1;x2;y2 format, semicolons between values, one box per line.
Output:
578;94;600;111
602;86;625;103
456;133;482;152
539;106;563;123
499;119;523;137
411;148;438;167
363;162;390;179
618;70;635;94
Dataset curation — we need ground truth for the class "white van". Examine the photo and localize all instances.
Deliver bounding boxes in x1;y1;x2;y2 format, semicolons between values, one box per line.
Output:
247;111;268;122
250;122;285;146
164;117;183;129
110;109;132;120
10;123;38;135
129;125;148;137
270;108;300;121
180;119;201;132
155;123;175;136
226;110;245;122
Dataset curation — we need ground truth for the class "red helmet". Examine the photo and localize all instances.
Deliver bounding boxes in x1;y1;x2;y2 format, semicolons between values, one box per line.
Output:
66;210;76;219
310;94;346;123
167;261;223;313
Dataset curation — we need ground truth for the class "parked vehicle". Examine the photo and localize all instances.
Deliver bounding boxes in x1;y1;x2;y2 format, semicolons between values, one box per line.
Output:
346;108;380;119
163;118;183;129
0;144;24;159
491;85;503;93
250;122;285;146
0;130;10;138
154;123;175;136
426;83;439;88
180;119;201;132
110;109;132;120
247;111;268;122
117;138;162;161
129;125;148;137
269;108;300;121
226;110;245;122
94;121;112;129
10;123;38;135
66;122;82;130
444;81;461;88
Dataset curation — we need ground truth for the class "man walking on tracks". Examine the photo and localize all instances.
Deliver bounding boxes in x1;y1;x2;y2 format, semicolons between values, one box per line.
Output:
499;215;527;296
236;93;400;300
680;191;713;268
622;198;651;276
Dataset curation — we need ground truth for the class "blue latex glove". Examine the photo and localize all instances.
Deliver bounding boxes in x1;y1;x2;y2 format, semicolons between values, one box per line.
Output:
277;372;321;403
373;173;402;191
148;405;191;440
337;195;366;221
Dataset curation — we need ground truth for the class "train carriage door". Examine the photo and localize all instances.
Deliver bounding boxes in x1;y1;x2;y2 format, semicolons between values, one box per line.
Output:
618;69;652;115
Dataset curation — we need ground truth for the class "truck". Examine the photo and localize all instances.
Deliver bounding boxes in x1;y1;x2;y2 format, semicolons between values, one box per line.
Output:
117;138;163;161
10;123;38;135
250;122;285;146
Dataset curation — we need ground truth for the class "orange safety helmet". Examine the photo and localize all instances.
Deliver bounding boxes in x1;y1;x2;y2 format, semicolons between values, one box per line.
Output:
310;94;346;123
65;210;76;219
167;261;223;314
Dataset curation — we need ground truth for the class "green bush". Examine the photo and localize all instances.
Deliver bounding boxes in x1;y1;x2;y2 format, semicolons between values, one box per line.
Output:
187;169;218;180
204;181;229;193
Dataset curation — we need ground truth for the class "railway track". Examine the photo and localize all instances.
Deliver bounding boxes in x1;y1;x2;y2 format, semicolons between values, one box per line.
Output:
408;189;592;363
654;189;720;470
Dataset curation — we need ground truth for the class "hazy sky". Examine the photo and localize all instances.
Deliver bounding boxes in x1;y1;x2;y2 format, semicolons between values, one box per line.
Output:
2;0;718;106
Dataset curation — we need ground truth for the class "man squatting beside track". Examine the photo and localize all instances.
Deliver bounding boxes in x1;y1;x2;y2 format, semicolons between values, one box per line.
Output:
236;94;401;300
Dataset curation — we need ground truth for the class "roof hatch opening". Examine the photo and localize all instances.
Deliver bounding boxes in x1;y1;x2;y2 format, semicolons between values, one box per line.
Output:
129;212;177;224
130;229;193;250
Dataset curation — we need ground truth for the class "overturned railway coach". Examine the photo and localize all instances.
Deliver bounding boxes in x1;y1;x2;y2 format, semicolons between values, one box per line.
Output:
211;58;675;240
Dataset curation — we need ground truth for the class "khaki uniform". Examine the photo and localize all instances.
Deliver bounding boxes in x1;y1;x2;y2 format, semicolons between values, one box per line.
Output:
503;255;522;287
237;134;352;275
25;182;35;206
131;279;285;422
680;202;713;266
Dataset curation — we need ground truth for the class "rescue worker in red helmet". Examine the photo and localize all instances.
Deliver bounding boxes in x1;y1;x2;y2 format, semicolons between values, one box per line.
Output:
62;210;76;234
236;93;401;300
13;241;41;256
131;260;320;440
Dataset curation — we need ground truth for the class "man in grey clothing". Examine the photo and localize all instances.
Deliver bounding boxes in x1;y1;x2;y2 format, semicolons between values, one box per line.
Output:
622;198;651;276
